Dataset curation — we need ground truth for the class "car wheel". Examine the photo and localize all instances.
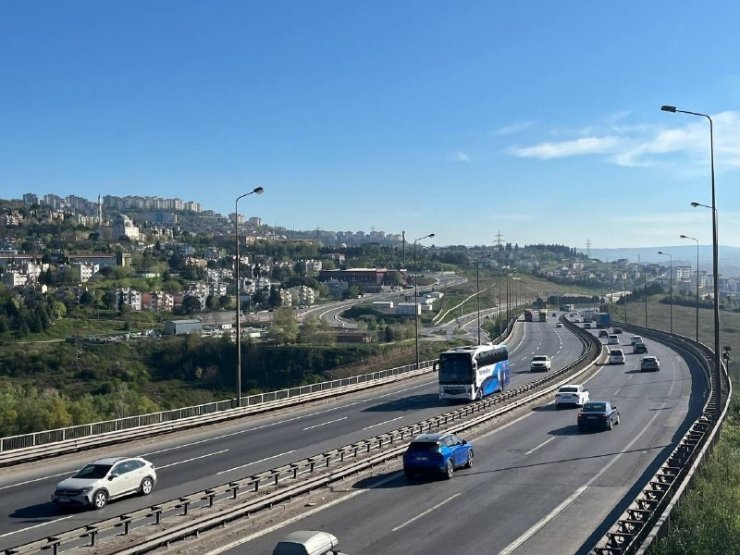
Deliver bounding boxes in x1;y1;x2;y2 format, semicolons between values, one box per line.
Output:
615;414;620;425
444;459;454;480
465;450;474;469
140;477;154;496
607;420;613;431
92;489;108;509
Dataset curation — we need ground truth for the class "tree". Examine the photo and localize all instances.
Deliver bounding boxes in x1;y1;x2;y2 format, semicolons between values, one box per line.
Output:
219;295;231;310
269;307;299;344
182;296;202;314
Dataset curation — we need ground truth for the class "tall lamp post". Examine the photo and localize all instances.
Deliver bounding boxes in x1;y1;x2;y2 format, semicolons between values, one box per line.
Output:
662;104;720;413
475;254;492;344
657;251;673;334
680;234;700;342
413;233;435;369
234;187;264;407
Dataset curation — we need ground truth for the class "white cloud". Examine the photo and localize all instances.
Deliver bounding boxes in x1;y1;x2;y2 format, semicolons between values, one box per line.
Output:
453;150;470;162
493;121;533;136
507;111;740;169
510;136;621;159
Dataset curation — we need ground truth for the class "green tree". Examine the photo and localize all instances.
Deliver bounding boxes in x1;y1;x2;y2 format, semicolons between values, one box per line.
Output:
270;307;299;344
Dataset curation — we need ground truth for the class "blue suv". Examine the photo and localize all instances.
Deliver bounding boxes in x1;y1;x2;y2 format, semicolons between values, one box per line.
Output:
403;433;474;480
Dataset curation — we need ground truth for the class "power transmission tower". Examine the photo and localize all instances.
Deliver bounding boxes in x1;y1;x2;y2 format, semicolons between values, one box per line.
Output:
494;230;504;249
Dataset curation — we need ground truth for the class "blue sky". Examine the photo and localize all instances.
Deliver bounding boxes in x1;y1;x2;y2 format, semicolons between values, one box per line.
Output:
2;1;739;249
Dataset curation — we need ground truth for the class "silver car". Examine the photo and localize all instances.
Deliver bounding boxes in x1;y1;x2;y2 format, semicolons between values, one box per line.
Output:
52;456;157;509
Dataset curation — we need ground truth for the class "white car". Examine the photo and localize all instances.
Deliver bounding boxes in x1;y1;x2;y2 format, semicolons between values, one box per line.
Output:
608;348;626;364
530;355;552;372
630;335;643;346
52;456;157;509
607;334;620;345
555;384;589;408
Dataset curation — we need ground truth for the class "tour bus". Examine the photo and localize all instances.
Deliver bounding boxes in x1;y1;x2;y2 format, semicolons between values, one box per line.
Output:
437;344;510;402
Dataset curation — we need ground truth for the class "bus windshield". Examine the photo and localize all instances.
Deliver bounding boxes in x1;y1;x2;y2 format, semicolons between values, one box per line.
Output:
438;353;474;384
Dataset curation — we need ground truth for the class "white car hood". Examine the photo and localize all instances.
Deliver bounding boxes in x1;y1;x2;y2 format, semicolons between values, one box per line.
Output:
56;476;101;490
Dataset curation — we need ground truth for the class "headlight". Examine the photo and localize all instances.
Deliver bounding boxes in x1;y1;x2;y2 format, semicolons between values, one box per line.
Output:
81;487;94;493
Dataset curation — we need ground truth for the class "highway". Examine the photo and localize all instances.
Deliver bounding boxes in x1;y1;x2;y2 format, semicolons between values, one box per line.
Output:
0;314;582;551
212;326;705;555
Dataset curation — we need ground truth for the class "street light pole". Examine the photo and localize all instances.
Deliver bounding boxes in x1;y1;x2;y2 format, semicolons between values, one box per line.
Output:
413;233;434;369
680;234;700;342
234;187;264;407
663;105;721;413
657;251;673;333
475;254;492;344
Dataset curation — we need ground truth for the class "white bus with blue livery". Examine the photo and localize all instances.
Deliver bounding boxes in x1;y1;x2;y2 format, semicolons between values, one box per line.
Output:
437;344;510;402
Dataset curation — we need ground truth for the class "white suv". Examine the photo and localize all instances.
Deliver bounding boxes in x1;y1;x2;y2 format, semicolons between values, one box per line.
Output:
630;335;643;346
555;384;589;408
530;355;552;372
52;456;157;509
609;349;626;364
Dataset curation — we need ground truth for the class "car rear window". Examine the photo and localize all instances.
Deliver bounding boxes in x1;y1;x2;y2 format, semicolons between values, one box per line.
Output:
533;356;548;361
407;442;440;453
609;350;623;356
559;386;578;393
583;402;607;412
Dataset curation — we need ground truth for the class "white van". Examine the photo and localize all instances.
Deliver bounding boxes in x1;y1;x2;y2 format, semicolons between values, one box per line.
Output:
273;531;346;555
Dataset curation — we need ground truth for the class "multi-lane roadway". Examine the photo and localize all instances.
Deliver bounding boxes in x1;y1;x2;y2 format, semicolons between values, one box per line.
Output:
210;324;706;555
0;314;582;551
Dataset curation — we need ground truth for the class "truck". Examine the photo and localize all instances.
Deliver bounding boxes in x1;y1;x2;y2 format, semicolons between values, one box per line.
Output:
596;312;611;329
524;309;533;322
538;310;547;321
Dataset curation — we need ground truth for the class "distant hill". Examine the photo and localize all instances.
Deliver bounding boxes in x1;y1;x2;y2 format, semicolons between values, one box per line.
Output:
581;246;740;277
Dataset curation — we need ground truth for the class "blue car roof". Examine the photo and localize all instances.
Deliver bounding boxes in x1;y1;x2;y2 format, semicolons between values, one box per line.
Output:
411;433;448;443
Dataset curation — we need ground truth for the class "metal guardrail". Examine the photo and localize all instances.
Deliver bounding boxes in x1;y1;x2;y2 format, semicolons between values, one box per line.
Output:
590;322;731;554
0;361;438;467
0;311;521;468
4;315;596;555
0;360;435;454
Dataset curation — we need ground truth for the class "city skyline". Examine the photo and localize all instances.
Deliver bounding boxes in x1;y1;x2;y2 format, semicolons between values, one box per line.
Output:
2;2;740;248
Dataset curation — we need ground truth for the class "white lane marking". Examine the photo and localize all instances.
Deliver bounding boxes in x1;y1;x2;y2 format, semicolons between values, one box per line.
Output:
217;450;296;475
203;473;401;554
363;416;404;430
0;515;75;539
524;437;556;456
499;404;669;554
157;449;229;469
303;417;347;431
141;380;435;456
392;493;462;532
499;486;588;555
0;471;72;492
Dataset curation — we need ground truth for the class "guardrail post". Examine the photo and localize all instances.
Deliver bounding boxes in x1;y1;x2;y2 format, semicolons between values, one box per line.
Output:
178;497;191;516
85;525;98;546
148;506;163;525
204;489;216;507
117;515;133;535
230;481;241;497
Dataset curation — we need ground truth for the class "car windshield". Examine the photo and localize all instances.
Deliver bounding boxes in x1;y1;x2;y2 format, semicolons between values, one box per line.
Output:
582;403;607;413
73;463;113;479
610;350;622;355
533;356;548;362
407;442;440;453
559;386;578;393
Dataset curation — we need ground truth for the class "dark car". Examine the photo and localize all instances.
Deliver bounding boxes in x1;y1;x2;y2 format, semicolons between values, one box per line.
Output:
598;330;609;338
613;327;623;334
403;433;473;480
577;401;620;432
633;342;648;354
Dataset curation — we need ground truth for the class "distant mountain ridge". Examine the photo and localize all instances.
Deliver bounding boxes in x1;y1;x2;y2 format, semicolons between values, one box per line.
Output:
581;246;740;277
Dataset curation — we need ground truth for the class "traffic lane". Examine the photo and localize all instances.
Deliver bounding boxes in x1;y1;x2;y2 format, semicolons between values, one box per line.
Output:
0;321;573;545
0;377;442;546
509;320;584;376
236;336;694;555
